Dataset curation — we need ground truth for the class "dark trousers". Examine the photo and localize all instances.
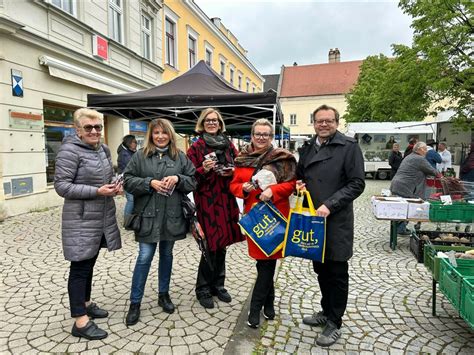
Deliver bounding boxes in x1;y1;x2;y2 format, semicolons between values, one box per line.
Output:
249;259;276;312
68;252;99;317
195;248;227;299
313;260;349;329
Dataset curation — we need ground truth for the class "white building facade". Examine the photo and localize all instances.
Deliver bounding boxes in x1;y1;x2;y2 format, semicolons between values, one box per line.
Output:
0;0;164;218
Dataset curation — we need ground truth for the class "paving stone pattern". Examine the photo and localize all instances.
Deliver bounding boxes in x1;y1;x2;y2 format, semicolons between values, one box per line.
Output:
1;180;473;354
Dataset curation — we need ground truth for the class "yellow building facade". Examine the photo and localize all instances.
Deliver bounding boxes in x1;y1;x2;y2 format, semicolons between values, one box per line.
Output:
162;0;263;92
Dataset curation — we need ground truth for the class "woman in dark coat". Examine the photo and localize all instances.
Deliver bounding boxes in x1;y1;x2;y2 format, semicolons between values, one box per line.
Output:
117;134;137;216
123;118;196;326
230;119;296;329
186;108;244;309
54;108;122;340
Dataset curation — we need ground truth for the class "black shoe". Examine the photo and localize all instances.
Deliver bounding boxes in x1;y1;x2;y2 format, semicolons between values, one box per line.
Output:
71;320;108;340
214;288;232;303
247;309;260;329
125;303;140;326
198;295;214;309
158;293;175;314
316;320;341;347
302;311;327;327
86;302;108;319
263;303;275;320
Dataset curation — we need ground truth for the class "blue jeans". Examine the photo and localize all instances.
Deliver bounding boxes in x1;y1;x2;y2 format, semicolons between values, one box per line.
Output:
124;191;134;216
130;241;175;304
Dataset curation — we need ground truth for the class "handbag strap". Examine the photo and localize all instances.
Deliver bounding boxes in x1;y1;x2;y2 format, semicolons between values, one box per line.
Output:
138;193;154;215
295;190;317;215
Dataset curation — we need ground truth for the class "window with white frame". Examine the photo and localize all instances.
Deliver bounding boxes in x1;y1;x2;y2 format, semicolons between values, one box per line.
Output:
141;13;152;60
252;85;256;93
165;18;176;67
238;73;242;90
51;0;75;16
188;36;196;68
229;67;234;86
220;60;226;77
109;0;124;43
290;114;297;125
309;112;314;124
204;42;213;66
205;49;212;66
246;79;250;92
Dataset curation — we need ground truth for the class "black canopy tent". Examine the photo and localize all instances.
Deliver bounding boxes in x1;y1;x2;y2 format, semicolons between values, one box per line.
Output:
87;60;285;136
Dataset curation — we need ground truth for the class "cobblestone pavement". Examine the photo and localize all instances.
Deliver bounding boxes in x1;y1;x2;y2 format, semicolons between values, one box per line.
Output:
1;180;473;354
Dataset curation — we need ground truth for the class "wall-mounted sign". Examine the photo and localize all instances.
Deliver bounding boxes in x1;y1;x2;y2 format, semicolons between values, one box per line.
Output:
129;121;148;133
92;34;108;60
11;69;23;97
12;177;33;196
9;110;43;130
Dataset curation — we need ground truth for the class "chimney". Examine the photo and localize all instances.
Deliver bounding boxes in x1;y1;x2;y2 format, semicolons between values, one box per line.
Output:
293;62;298;66
328;48;336;63
334;48;341;62
211;17;221;27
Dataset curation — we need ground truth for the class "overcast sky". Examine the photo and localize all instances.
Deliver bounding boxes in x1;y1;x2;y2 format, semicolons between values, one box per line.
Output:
196;0;414;75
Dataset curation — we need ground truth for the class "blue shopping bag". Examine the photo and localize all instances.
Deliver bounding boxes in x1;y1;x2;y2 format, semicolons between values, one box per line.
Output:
283;190;326;262
238;201;288;257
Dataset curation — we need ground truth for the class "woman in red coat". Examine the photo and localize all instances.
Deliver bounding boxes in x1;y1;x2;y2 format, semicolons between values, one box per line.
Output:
187;108;245;309
230;118;296;328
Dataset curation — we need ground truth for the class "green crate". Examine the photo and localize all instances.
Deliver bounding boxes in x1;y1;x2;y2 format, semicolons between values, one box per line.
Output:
429;201;474;223
439;258;474;310
424;244;474;281
460;277;474;329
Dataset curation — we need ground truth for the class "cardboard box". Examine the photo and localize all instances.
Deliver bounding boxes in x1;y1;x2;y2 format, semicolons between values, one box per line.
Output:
406;199;430;220
371;196;408;219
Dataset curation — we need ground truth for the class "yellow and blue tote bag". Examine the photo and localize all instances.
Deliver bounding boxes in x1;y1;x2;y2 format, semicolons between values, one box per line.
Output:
283;190;326;262
238;201;287;257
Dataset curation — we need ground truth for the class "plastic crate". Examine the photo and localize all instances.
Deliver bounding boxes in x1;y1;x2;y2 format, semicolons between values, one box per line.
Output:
424;244;474;281
410;230;474;264
429;201;474;223
460;277;474;329
439;258;474;310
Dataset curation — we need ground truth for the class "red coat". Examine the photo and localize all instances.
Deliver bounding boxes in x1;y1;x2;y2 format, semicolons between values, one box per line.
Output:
187;137;244;251
230;166;296;260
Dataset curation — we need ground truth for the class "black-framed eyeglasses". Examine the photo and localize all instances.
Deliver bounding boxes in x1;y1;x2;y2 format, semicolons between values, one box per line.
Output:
315;119;336;126
253;133;272;139
82;124;103;132
204;119;219;124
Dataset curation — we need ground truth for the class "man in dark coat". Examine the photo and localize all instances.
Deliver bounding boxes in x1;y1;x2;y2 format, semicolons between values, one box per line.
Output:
297;105;365;347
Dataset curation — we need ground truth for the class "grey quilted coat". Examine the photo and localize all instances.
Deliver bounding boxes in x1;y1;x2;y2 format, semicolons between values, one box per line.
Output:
54;135;121;262
123;149;196;243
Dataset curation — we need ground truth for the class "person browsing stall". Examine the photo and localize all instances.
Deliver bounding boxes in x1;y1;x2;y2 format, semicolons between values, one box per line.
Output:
297;105;365;347
54;108;122;340
123;118;196;326
186;108;244;309
230;119;296;329
117;135;137;218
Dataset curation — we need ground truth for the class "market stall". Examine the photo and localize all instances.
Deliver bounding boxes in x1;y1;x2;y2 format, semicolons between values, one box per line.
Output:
87;60;285;137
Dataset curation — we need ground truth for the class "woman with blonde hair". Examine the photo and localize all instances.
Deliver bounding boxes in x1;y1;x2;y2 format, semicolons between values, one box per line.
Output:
54;108;122;340
230;118;296;328
123;118;196;325
187;108;244;309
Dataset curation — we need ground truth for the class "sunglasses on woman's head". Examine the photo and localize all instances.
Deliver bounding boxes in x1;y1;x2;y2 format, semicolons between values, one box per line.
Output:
82;124;103;132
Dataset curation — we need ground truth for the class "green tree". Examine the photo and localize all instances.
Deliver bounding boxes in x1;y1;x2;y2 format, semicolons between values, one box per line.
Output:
344;46;429;122
399;0;473;129
345;0;473;129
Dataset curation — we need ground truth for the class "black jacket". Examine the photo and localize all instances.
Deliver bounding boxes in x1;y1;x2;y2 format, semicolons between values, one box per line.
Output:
297;131;365;261
117;145;135;173
388;151;403;171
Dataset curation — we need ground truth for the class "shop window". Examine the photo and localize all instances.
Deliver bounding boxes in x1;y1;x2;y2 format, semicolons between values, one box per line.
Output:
44;104;77;184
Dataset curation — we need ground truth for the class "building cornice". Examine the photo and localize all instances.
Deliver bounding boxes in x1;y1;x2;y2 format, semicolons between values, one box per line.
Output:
182;0;264;82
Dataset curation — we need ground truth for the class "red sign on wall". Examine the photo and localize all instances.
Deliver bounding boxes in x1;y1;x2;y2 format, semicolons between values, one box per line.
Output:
92;34;108;60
